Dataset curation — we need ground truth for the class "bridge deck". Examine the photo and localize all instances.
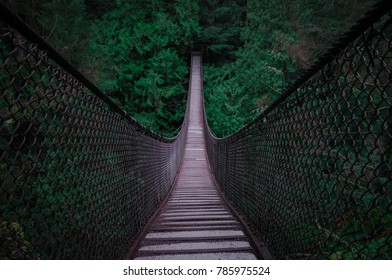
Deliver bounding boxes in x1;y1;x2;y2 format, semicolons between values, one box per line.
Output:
130;54;257;260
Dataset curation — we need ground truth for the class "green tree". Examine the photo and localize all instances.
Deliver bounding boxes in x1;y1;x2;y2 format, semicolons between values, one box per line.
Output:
203;0;378;137
87;0;200;134
199;0;247;63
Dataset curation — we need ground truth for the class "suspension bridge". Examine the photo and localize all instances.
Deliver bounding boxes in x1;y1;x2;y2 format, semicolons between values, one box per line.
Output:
0;1;391;260
127;55;263;260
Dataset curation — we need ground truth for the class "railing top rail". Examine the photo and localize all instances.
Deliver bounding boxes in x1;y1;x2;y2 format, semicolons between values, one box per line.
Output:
203;0;391;259
0;1;184;143
0;4;193;258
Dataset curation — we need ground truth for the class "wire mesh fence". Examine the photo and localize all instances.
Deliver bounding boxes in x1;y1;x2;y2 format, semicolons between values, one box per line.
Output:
204;2;392;259
0;13;188;259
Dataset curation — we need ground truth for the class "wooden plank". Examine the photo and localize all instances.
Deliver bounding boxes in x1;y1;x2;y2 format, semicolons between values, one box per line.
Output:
143;235;248;242
137;247;254;256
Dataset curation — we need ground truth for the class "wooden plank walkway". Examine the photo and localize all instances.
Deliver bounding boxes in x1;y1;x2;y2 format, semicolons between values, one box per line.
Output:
130;54;257;260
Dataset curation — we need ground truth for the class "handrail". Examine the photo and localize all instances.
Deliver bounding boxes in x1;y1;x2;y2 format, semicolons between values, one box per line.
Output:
203;0;392;259
0;3;189;259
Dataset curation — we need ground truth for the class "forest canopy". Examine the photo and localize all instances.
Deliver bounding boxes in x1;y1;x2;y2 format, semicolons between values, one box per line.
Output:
5;0;378;136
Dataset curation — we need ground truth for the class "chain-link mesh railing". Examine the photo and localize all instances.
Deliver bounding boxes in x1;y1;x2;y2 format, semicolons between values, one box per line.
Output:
204;1;392;259
0;6;189;259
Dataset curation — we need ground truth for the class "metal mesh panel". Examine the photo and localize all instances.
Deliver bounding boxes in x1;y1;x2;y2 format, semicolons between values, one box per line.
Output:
204;4;392;259
0;20;188;258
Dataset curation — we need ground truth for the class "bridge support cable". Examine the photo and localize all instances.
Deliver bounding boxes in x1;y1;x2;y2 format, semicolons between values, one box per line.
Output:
0;4;189;259
203;0;392;259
